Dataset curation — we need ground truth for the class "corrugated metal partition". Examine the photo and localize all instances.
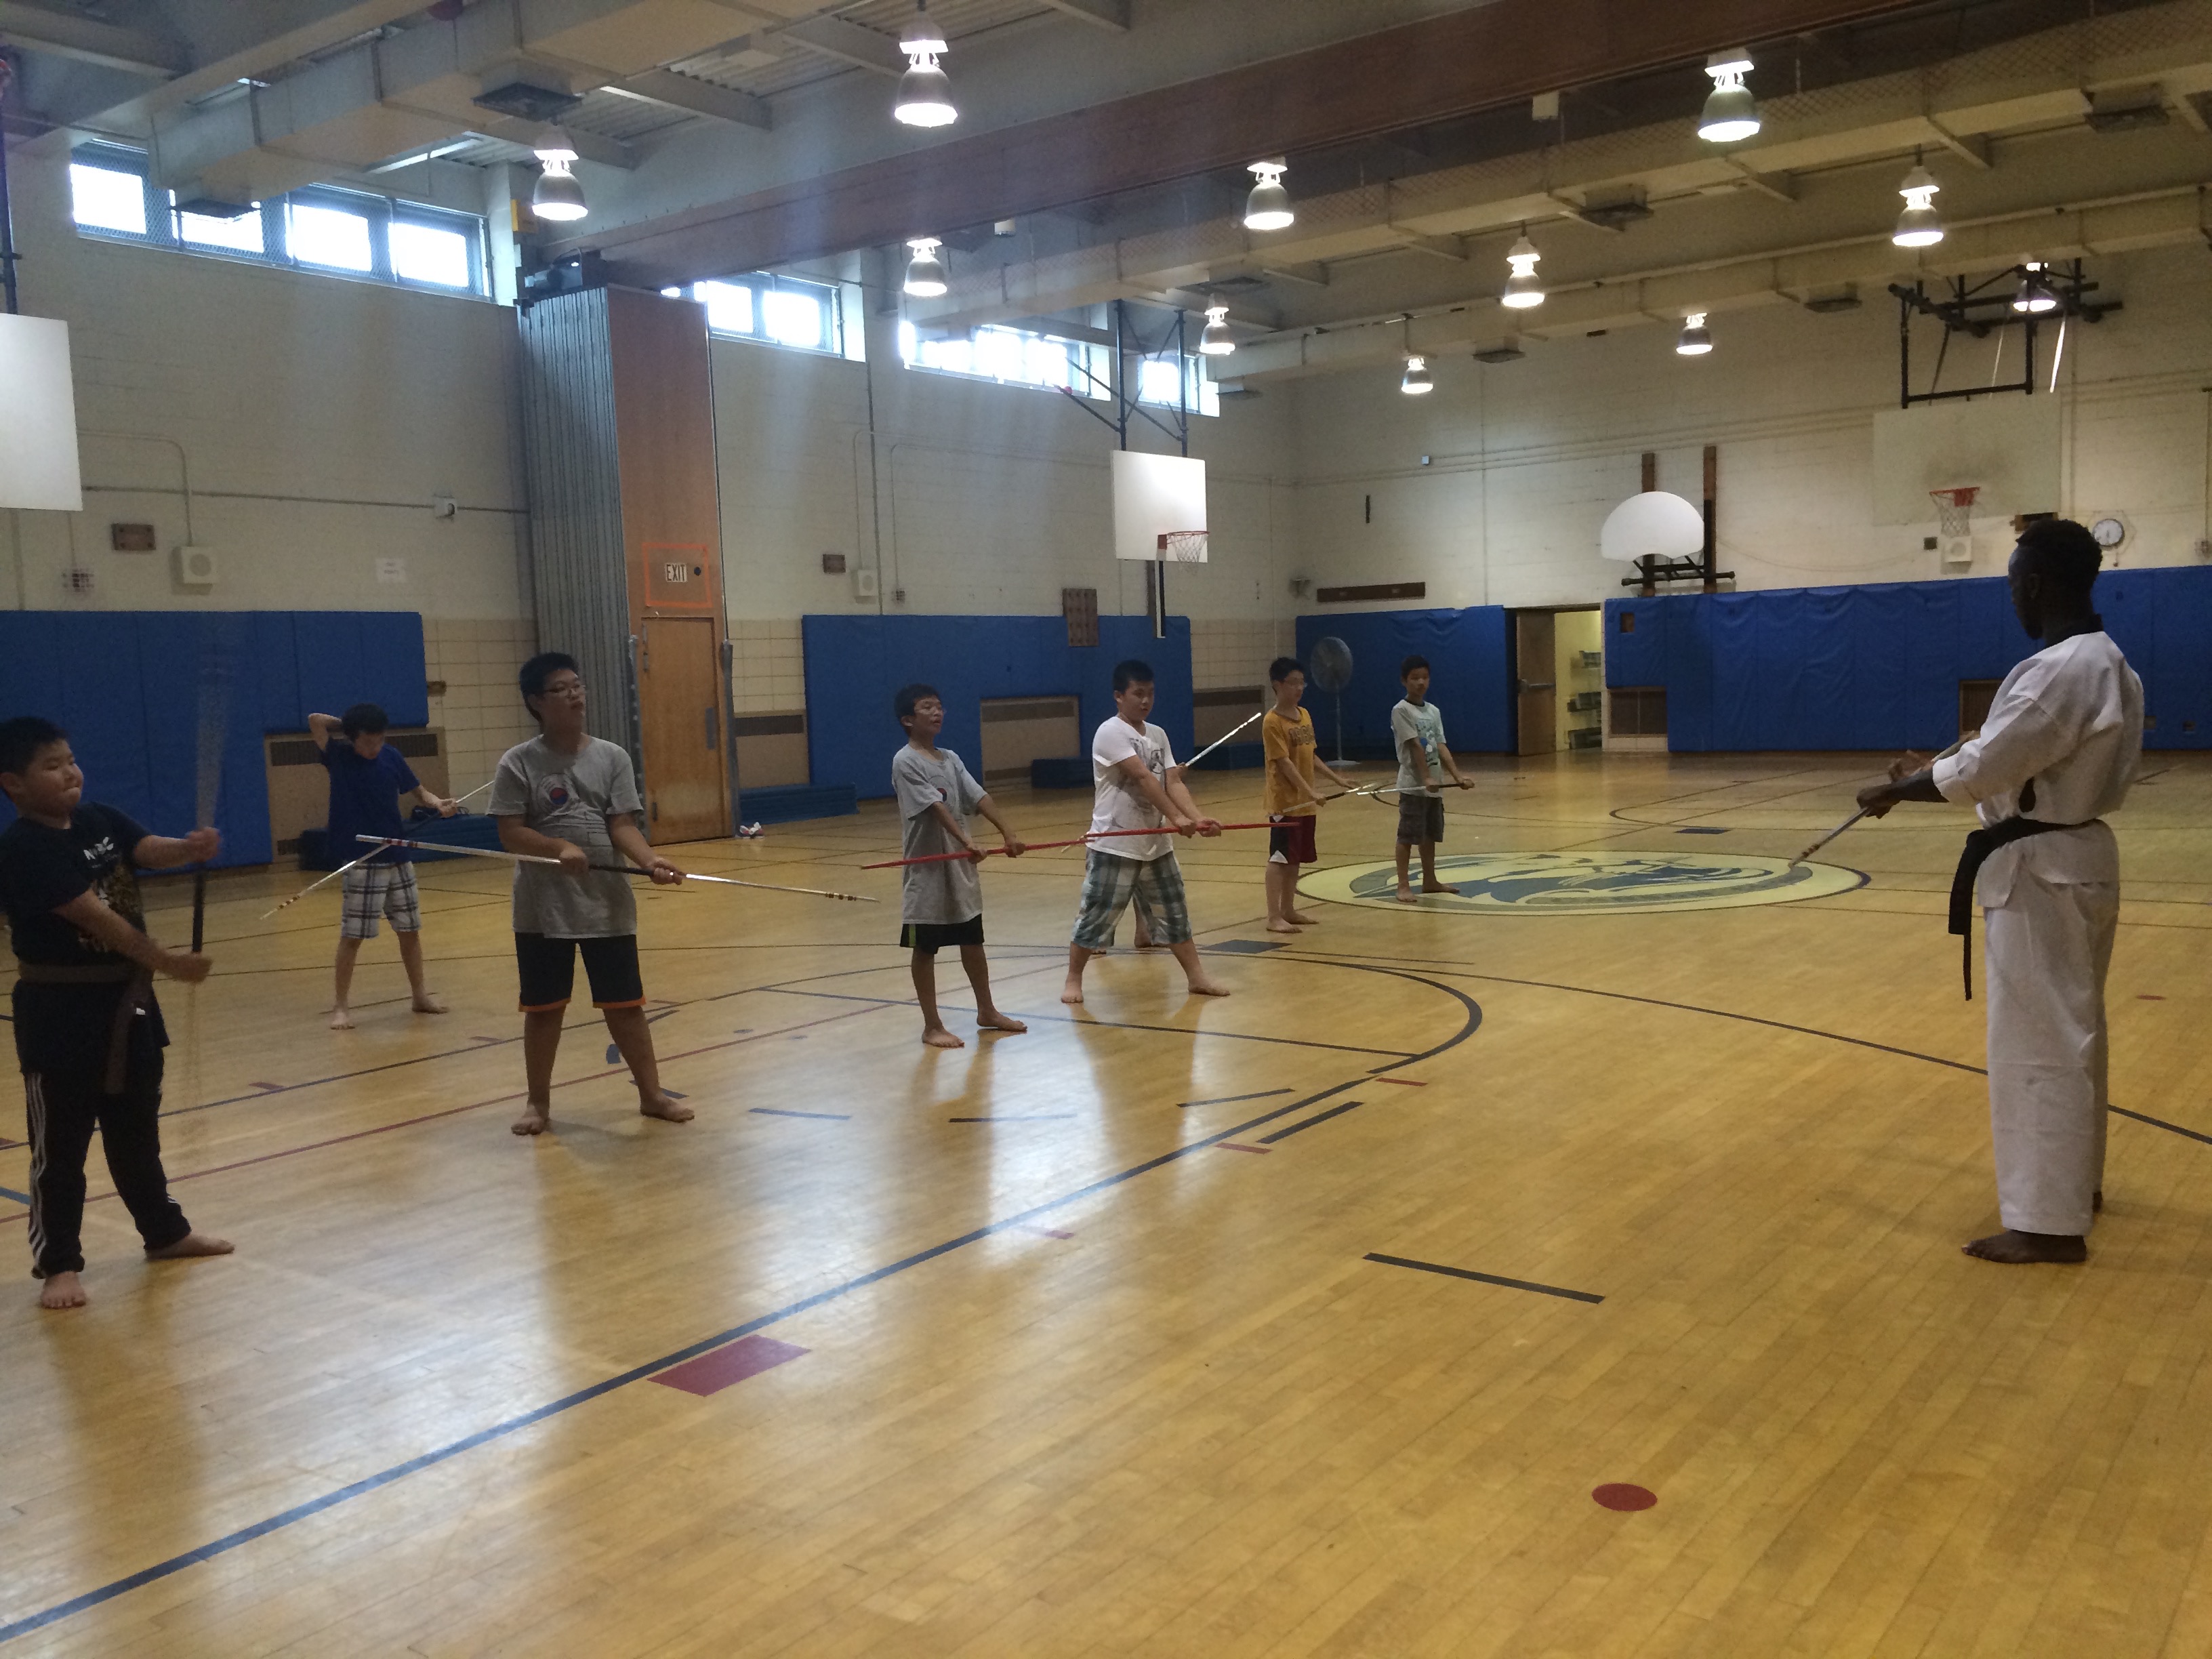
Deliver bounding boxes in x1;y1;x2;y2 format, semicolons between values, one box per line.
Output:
518;289;638;766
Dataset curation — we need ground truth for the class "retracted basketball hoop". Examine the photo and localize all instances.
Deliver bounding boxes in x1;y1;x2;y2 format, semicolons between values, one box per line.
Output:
1156;529;1209;563
1930;485;1980;539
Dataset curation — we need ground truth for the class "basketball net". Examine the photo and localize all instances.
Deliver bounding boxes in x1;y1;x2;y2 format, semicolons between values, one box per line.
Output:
1156;529;1208;564
1930;486;1980;540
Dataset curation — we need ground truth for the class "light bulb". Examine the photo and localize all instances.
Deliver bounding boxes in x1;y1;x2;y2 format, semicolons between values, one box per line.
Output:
903;237;947;298
1892;165;1944;248
894;4;955;127
532;162;586;222
1244;161;1293;232
1698;52;1760;143
1676;312;1713;355
659;286;683;298
1500;234;1544;309
1198;304;1235;356
2012;261;2058;313
1401;354;1433;395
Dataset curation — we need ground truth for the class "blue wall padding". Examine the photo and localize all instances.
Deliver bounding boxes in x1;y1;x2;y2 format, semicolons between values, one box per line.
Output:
1293;607;1513;757
1603;567;2212;752
800;615;1193;801
0;611;428;863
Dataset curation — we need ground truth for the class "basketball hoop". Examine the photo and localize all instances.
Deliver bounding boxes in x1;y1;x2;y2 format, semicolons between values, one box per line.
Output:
1930;485;1980;539
1156;529;1208;563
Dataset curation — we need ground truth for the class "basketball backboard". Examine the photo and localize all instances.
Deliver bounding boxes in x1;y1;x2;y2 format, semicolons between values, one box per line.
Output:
1599;491;1704;561
1870;397;2059;525
1111;450;1207;562
0;314;83;512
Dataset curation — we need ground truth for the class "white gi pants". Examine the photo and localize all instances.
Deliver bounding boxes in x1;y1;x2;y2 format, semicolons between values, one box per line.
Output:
1982;869;2116;1236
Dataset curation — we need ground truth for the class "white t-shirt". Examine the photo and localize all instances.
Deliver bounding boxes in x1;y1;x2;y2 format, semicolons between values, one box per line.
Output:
1090;716;1176;862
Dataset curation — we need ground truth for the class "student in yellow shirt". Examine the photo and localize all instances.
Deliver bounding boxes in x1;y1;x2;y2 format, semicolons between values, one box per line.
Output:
1261;656;1353;933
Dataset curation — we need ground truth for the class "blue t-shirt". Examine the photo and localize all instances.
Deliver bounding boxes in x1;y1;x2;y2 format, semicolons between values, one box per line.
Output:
322;742;420;862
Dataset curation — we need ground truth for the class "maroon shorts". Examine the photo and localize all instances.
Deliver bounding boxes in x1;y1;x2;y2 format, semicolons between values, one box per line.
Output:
1267;814;1317;865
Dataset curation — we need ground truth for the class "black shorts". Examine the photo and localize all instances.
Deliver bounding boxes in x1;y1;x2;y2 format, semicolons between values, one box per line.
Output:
1268;815;1318;865
900;916;985;955
516;933;644;1012
1396;794;1447;846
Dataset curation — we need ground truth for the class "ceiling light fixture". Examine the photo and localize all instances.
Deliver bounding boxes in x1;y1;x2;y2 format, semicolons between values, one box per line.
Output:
1244;161;1294;232
1892;163;1944;248
1675;312;1713;355
2012;260;2059;313
530;128;587;222
660;285;683;298
903;237;948;298
1401;354;1434;395
1500;234;1544;309
894;1;956;128
1198;304;1236;356
1697;50;1760;143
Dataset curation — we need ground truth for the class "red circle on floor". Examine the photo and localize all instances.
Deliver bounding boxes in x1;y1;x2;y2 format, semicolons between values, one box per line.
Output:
1593;1483;1658;1512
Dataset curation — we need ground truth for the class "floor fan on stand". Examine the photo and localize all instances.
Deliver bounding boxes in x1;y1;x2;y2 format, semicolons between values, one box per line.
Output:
1309;636;1355;768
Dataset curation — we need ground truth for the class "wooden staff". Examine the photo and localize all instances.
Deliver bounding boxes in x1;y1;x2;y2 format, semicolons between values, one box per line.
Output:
355;836;878;902
863;820;1276;872
1175;708;1264;773
1797;738;1968;862
260;780;497;918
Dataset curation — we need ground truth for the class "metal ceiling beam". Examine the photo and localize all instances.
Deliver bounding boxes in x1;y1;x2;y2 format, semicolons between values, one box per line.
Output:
0;2;187;79
774;14;903;75
1036;0;1132;30
608;69;771;129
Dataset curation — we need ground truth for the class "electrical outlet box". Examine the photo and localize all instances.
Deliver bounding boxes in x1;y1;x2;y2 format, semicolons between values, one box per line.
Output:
173;545;218;588
853;569;878;601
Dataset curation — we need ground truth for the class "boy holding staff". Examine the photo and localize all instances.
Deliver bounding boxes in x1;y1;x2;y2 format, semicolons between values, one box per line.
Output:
1261;656;1352;934
1391;654;1473;903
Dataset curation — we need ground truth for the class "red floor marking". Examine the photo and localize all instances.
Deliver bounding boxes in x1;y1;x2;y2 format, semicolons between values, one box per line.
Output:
1593;1483;1658;1512
651;1334;808;1397
2137;994;2166;1000
1217;1143;1271;1154
249;1082;285;1092
1376;1077;1427;1086
1018;1225;1074;1239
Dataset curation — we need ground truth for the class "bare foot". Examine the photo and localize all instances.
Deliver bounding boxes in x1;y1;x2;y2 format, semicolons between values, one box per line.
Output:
411;992;449;1015
1285;912;1320;926
1963;1229;2087;1264
512;1104;551;1136
923;1025;967;1049
1185;979;1233;998
146;1231;234;1261
1420;882;1459;895
328;1007;355;1030
977;1010;1027;1034
640;1093;695;1124
1395;888;1420;905
37;1271;87;1311
1061;977;1086;1006
1266;919;1302;934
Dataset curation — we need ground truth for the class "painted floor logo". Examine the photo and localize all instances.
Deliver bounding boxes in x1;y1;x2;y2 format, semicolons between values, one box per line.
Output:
1300;851;1866;916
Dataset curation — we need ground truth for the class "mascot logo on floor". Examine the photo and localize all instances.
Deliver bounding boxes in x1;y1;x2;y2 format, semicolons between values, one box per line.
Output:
1302;851;1864;916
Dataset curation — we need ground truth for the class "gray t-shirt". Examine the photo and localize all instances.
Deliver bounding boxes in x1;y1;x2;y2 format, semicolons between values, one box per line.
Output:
1392;699;1448;796
893;744;985;926
488;735;642;938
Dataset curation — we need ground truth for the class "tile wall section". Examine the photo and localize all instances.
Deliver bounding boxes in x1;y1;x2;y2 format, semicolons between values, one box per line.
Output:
426;618;541;794
1189;617;1294;690
731;619;808;714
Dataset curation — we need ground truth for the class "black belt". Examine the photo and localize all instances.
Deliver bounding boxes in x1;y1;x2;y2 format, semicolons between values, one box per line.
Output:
1948;818;2085;1000
15;961;155;1094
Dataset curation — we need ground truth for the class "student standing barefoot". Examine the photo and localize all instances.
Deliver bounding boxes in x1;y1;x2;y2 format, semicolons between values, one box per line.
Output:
1261;657;1351;933
1390;655;1473;902
489;655;690;1136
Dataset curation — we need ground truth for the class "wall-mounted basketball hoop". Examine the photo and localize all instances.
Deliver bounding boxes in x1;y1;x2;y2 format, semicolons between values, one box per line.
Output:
1155;530;1208;563
1930;485;1980;539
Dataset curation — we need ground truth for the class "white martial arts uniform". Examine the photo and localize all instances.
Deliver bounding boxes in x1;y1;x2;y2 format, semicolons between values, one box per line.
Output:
1933;629;2143;1236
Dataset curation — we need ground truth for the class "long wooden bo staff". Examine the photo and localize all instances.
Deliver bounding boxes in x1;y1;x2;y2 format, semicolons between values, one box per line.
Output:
357;835;878;902
864;819;1277;871
259;781;496;918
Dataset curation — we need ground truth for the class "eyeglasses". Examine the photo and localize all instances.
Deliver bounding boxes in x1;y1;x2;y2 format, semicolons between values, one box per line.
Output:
537;678;585;696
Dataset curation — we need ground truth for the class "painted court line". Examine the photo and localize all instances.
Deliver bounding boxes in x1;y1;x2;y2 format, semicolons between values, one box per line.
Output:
650;1334;808;1397
750;1107;851;1122
1259;1100;1366;1143
1178;1088;1292;1109
949;1115;1076;1123
0;1185;30;1206
1364;1253;1605;1305
1216;1143;1271;1155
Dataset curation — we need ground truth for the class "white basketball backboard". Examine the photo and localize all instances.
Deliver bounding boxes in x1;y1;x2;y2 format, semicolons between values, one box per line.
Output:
1870;396;2060;525
1111;450;1207;562
1600;491;1704;562
0;314;83;512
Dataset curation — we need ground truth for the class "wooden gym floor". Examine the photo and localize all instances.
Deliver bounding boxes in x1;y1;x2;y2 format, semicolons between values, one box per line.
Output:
2;750;2210;1657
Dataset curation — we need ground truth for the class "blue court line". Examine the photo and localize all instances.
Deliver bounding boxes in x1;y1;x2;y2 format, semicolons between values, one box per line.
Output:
0;959;1481;1645
0;1186;29;1206
1259;1100;1365;1144
749;1108;849;1122
1365;1253;1605;1305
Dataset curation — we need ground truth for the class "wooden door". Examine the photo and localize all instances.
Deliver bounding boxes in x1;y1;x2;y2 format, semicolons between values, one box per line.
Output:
638;615;728;842
1514;611;1557;756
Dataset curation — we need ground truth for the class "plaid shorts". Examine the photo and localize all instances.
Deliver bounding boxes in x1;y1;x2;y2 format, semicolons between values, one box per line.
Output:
341;862;422;939
1071;850;1191;950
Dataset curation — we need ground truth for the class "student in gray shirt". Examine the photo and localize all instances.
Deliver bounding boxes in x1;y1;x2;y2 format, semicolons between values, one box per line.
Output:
490;651;690;1136
892;683;1028;1048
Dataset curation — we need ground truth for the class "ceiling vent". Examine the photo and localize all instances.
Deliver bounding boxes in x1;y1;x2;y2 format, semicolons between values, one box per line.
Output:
2085;85;2169;132
1802;287;1863;314
1578;186;1653;231
473;79;581;124
1473;341;1526;363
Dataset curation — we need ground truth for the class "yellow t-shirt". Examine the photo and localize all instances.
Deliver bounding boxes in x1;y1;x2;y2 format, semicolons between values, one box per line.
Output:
1262;706;1317;817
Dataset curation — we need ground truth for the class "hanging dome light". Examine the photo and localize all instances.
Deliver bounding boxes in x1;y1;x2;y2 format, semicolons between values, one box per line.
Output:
1500;234;1544;308
894;1;956;127
1675;312;1713;355
2011;260;2059;313
1400;354;1433;395
903;237;947;298
531;127;587;222
1892;164;1944;248
1198;304;1236;356
1244;161;1294;232
1697;50;1760;143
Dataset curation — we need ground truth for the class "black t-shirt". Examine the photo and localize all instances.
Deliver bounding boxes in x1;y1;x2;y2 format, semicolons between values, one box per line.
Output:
0;802;167;1073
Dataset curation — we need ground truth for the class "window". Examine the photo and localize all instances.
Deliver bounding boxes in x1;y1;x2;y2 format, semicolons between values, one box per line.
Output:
684;272;843;356
66;144;489;298
1136;350;1221;418
898;319;1107;398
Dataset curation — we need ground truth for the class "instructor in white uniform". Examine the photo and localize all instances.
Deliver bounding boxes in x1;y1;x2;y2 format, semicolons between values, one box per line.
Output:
1857;518;2143;1265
